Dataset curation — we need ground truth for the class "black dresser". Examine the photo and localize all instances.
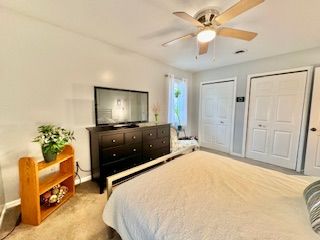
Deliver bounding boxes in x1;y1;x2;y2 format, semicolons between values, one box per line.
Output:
87;123;171;193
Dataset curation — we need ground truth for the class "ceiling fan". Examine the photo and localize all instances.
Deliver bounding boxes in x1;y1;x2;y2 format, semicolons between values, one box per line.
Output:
162;0;265;55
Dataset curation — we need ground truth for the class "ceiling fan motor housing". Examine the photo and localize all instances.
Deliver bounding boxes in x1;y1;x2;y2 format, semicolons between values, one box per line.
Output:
194;8;220;27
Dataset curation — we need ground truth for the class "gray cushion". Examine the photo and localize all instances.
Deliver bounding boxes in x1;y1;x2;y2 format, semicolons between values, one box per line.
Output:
304;180;320;233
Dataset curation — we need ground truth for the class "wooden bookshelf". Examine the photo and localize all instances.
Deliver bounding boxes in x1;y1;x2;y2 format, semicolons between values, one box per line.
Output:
19;145;75;225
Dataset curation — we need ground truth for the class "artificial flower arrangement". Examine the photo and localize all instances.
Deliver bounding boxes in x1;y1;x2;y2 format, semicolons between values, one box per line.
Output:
152;103;160;123
33;125;75;162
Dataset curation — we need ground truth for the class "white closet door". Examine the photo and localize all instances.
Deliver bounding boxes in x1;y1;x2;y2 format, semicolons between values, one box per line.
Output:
246;71;307;169
200;81;234;153
305;68;320;176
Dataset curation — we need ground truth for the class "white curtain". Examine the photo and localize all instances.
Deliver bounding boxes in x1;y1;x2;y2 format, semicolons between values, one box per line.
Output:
167;74;188;127
167;74;175;125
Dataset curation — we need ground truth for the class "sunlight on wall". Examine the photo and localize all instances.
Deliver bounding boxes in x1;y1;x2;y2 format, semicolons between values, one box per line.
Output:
100;71;115;83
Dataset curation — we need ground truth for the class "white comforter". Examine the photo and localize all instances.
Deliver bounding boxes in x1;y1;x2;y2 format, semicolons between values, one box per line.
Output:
103;151;319;240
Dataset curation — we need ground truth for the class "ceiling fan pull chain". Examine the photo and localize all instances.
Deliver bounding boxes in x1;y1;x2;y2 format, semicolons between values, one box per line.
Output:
213;40;216;61
195;39;199;60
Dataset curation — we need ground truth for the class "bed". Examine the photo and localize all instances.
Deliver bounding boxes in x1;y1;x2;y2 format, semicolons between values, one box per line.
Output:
103;151;319;240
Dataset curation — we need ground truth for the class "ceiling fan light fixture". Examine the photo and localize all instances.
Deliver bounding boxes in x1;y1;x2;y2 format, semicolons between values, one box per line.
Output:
197;29;216;43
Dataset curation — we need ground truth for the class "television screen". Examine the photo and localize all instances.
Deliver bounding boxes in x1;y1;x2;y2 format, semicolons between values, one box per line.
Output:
94;87;148;126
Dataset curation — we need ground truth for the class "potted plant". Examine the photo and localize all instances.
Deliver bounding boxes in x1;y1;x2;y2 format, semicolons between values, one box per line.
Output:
174;88;182;131
33;125;75;162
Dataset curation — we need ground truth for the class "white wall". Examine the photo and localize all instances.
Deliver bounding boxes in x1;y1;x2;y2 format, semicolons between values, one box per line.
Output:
0;165;4;218
192;47;320;154
0;8;192;203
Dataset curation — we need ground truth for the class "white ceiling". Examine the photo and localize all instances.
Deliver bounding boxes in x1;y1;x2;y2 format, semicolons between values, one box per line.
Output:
1;0;320;72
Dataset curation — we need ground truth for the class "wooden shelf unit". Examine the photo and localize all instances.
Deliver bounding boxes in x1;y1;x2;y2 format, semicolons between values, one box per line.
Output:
19;145;75;225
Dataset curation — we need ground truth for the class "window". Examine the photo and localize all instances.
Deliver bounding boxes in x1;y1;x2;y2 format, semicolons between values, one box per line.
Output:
167;74;188;128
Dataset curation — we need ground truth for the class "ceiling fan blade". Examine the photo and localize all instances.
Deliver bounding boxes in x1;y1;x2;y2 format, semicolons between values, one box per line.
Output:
215;0;265;25
162;33;196;47
217;27;257;41
173;12;204;27
199;42;209;55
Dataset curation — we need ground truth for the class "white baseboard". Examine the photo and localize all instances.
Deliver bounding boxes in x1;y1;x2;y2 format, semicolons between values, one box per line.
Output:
75;175;92;185
0;206;6;229
4;175;92;211
230;151;244;157
5;199;21;209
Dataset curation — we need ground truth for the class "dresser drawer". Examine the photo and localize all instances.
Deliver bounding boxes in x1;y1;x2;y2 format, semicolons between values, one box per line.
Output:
143;146;170;162
143;129;157;140
158;137;169;147
125;131;142;144
102;154;141;176
100;133;124;148
157;126;170;138
101;143;141;163
143;137;170;152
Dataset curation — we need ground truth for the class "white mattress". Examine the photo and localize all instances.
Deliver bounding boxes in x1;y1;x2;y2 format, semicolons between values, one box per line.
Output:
103;151;319;240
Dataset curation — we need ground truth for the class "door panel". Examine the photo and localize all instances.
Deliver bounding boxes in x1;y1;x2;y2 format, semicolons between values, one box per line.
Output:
254;96;272;121
271;131;291;158
251;129;268;153
246;71;307;169
215;125;227;145
217;98;228;119
275;95;295;123
204;99;214;118
203;124;213;143
200;81;234;152
315;138;320;168
305;68;320;175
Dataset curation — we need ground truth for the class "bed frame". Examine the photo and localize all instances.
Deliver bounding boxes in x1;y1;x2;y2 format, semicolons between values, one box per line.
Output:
106;145;199;198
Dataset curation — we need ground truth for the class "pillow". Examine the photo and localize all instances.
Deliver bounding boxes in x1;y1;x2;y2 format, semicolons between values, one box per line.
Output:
304;180;320;233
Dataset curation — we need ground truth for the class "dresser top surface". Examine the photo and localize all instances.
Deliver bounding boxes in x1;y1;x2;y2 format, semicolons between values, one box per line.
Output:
87;122;170;133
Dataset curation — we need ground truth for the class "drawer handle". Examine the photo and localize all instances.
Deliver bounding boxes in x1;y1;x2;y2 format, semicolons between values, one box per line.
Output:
132;136;136;139
133;148;137;152
112;153;116;157
162;141;166;144
149;157;153;160
162;130;165;134
149;144;153;148
149;133;153;136
112;139;116;143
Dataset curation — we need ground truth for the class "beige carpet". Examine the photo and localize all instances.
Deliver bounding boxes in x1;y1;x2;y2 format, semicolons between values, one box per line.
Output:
0;181;121;240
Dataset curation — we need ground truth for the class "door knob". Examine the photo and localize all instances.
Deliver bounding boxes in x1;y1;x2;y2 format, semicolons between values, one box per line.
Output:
310;128;317;132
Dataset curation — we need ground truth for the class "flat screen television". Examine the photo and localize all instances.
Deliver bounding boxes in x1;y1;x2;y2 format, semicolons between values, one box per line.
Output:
94;87;149;126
